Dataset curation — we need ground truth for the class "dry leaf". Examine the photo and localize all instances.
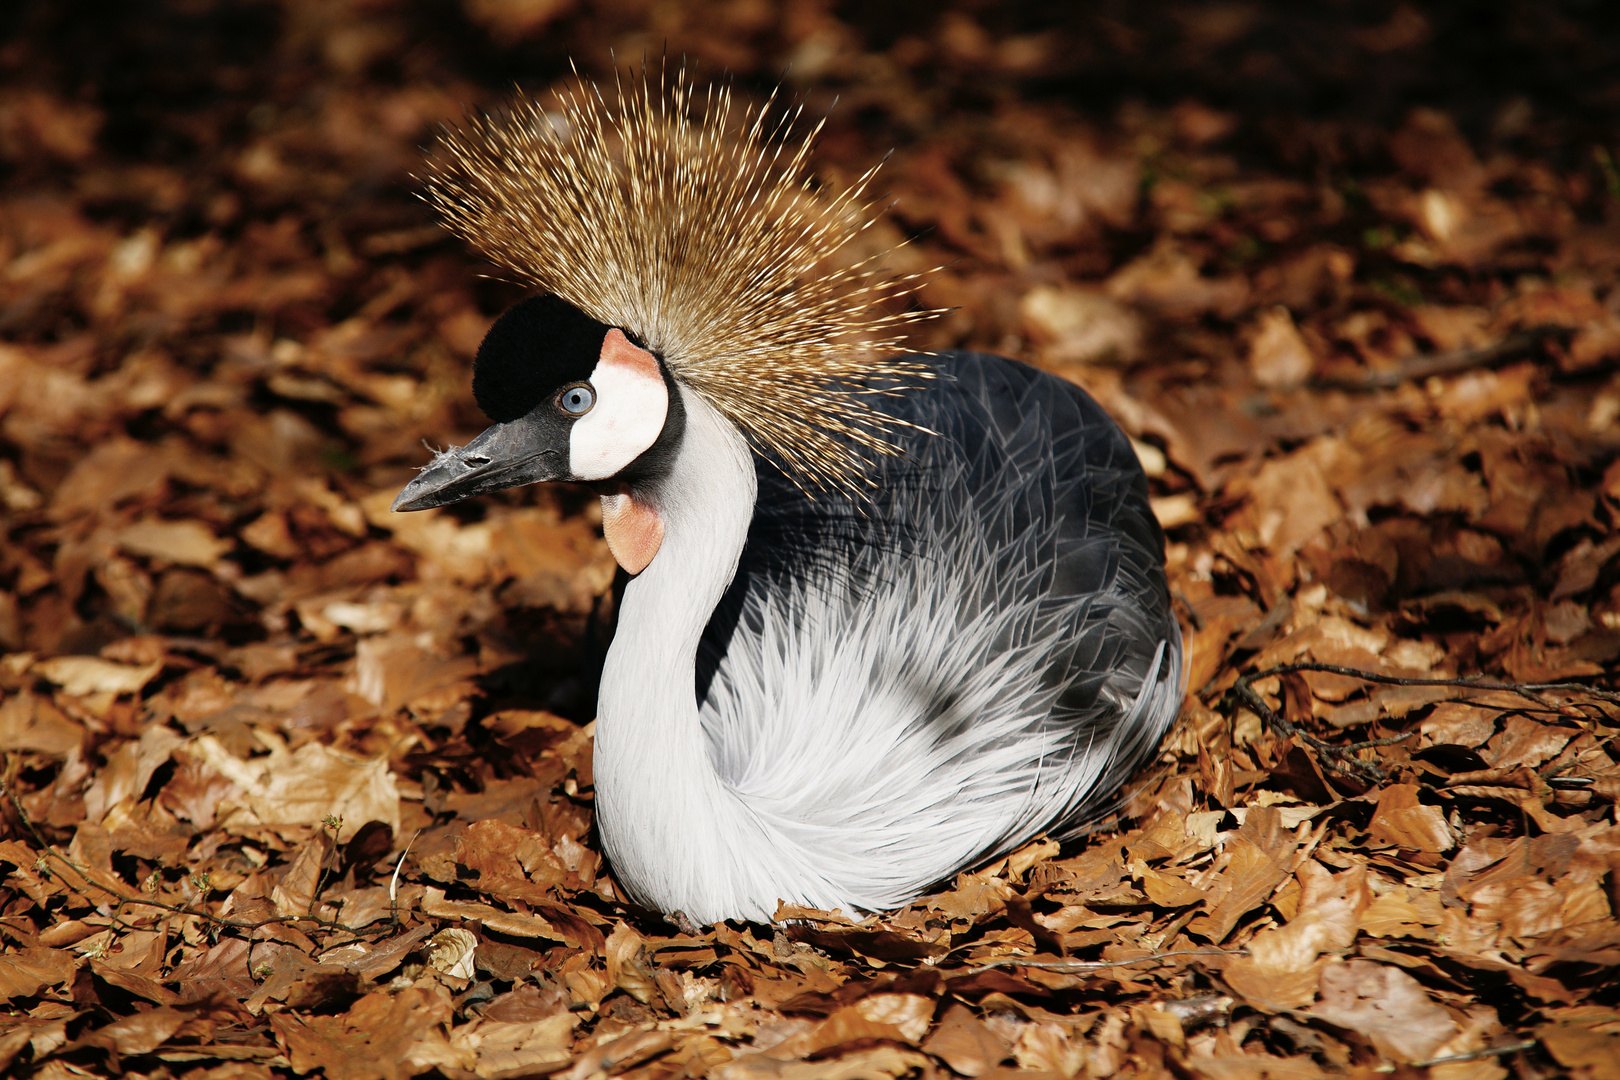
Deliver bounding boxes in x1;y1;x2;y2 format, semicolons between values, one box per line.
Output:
1224;861;1371;1011
1248;306;1317;389
271;831;336;918
193;734;400;842
271;985;459;1080
1020;285;1143;365
117;518;231;567
83;724;184;823
1186;813;1299;943
32;655;161;698
0;947;79;1001
1367;784;1454;853
855;994;936;1044
426;928;478;980
0;691;83;755
1310;961;1459;1061
445;1013;576;1078
921;1004;1010;1077
419;888;567;943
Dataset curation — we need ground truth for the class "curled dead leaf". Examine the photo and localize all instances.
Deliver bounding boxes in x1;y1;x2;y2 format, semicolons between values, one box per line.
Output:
1367;784;1454;853
855;994;935;1044
1224;860;1371;1011
426;928;478;981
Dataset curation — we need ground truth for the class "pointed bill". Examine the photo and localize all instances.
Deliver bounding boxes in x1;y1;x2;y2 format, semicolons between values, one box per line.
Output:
392;417;565;512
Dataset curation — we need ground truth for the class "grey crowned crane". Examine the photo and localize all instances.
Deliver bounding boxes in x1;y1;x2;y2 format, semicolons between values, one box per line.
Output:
393;73;1185;926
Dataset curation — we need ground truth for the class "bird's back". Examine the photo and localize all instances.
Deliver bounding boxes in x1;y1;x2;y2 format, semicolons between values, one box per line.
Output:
694;351;1182;912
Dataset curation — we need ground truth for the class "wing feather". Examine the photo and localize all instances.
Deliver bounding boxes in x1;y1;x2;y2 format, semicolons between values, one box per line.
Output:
693;351;1183;910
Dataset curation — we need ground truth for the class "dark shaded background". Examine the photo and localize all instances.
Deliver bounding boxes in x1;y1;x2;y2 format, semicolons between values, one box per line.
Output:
6;1;1620;200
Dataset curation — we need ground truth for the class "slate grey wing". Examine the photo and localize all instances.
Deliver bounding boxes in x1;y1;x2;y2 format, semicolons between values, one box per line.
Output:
877;351;1180;837
693;350;1182;903
918;353;1182;836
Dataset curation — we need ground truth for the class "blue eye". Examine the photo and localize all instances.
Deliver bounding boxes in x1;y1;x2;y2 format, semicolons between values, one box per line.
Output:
559;384;595;415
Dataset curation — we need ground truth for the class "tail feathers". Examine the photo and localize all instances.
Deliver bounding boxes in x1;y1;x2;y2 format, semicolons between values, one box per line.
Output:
1049;623;1185;844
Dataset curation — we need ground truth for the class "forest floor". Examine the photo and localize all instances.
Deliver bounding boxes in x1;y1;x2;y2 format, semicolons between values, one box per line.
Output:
2;2;1619;1078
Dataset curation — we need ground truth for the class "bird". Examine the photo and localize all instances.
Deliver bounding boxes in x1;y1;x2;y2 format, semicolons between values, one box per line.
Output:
392;69;1184;926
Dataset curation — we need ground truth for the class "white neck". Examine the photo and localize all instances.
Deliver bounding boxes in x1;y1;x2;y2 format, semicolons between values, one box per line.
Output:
591;385;790;923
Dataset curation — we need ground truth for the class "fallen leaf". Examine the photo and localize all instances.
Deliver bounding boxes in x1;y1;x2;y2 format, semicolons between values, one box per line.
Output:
1021;285;1143;365
271;830;336;918
1248;306;1317;389
271;985;459;1080
921;1004;1010;1077
1367;784;1454;853
445;1013;576;1078
854;994;935;1044
83;723;184;823
1310;961;1459;1061
426;927;477;981
1539;1018;1620;1080
78;1005;188;1057
1187;811;1300;943
33;655;161;698
1231;445;1343;556
1106;239;1249;319
0;946;79;1000
419;887;567;943
559;1028;673;1080
1483;714;1575;770
193;733;400;842
1225;861;1371;1011
0;691;82;755
117;518;231;567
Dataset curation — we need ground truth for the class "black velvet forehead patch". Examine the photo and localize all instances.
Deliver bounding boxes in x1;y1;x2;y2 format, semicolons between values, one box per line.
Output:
471;294;612;422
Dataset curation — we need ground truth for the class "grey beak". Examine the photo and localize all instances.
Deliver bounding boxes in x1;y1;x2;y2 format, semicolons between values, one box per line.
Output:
392;416;566;512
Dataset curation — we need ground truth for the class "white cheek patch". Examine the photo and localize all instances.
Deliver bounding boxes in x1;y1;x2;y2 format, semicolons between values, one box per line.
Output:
568;329;669;481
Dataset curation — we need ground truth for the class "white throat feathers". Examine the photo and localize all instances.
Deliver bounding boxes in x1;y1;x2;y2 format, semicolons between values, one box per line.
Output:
590;384;794;922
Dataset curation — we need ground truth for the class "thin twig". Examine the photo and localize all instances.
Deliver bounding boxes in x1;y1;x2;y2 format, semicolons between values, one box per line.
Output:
310;815;343;918
1;774;397;943
1341;730;1418;752
964;947;1240;973
1410;1040;1538;1068
1228;676;1388;784
1311;326;1567;391
1255;662;1620;707
1227;662;1618;786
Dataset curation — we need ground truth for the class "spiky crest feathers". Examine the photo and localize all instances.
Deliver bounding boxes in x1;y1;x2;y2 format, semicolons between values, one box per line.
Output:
424;66;937;492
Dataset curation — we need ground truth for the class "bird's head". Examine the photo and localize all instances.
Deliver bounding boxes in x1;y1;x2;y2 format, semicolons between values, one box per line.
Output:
391;66;937;572
392;294;683;572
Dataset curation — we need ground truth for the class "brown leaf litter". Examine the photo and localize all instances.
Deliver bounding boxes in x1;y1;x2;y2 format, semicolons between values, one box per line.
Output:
3;2;1620;1078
